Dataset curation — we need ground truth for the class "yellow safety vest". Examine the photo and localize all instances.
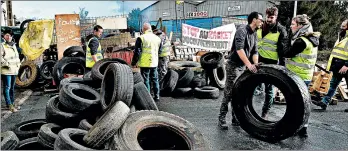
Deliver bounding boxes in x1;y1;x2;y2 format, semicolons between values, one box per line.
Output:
326;30;348;71
86;37;103;68
257;29;280;61
1;42;21;75
286;37;318;81
137;30;161;67
160;40;171;57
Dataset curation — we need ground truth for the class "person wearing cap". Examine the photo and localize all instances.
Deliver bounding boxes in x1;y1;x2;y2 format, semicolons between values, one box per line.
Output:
154;29;171;81
1;29;21;112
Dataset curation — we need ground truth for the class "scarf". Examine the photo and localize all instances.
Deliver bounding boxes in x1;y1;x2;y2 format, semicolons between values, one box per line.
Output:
291;24;313;46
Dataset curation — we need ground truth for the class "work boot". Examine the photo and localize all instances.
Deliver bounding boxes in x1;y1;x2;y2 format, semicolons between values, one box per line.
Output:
218;115;228;130
311;100;327;110
297;127;308;138
231;118;240;126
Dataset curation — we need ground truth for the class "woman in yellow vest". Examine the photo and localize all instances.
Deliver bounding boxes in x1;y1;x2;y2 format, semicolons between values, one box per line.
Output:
284;14;320;137
1;30;21;112
312;20;348;111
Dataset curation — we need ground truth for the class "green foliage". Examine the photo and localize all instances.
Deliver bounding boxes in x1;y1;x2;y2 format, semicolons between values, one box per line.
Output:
127;8;141;32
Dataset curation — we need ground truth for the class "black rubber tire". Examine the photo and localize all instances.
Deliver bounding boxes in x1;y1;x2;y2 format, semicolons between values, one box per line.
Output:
133;72;144;84
15;61;39;88
78;119;95;131
130;105;136;113
83;71;92;80
45;95;81;128
176;68;194;88
59;77;101;90
39;60;56;80
53;57;86;86
1;131;19;150
160;69;179;96
63;46;85;57
110;111;208;150
168;61;202;72
91;58;128;81
83;101;130;148
13;119;47;141
59;83;101;112
100;63;134;110
54;128;97;150
132;83;158;111
194;86;220;99
20;19;34;33
200;52;223;70
190;74;206;88
208;65;226;89
232;64;311;142
37;123;63;149
17;137;51;150
173;88;193;98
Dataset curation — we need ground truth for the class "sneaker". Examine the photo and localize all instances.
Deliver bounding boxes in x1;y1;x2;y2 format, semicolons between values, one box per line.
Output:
231;118;240;126
312;100;327;110
9;105;18;113
297;127;308;138
218;120;228;130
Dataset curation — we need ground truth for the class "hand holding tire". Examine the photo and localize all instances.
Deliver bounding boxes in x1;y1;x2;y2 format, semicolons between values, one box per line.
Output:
247;64;257;73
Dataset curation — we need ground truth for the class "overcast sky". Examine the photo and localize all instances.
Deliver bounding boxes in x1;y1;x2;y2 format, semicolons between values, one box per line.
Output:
12;1;155;19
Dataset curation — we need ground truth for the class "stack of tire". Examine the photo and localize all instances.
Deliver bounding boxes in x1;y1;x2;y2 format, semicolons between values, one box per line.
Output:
1;60;208;150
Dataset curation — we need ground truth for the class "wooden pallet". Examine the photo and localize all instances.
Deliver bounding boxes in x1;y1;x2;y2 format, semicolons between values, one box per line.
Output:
338;78;348;102
309;71;333;96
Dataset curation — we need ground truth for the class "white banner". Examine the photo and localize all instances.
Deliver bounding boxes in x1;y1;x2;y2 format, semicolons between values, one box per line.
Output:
96;18;127;29
181;23;236;51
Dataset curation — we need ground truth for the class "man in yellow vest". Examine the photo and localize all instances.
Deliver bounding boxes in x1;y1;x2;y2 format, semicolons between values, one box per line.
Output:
313;19;348;111
255;7;289;119
86;25;104;70
131;23;162;102
284;14;320;137
154;29;171;81
1;29;21;112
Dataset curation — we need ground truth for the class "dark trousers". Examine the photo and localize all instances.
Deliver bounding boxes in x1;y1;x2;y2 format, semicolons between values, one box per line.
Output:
2;75;16;106
322;73;348;105
158;56;170;81
219;63;245;121
140;67;160;99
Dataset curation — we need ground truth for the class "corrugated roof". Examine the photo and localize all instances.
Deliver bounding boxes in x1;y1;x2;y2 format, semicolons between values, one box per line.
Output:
141;1;206;13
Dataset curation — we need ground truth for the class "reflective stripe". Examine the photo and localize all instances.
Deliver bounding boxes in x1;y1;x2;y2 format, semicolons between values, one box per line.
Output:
258;45;277;52
330;51;348;60
297;53;317;59
286;60;314;69
333;47;345;51
261;39;277;45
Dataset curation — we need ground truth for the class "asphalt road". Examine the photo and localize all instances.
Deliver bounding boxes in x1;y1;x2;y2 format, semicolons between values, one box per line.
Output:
2;89;348;150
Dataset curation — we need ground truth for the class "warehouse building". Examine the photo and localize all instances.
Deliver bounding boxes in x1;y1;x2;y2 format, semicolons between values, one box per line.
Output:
140;1;278;39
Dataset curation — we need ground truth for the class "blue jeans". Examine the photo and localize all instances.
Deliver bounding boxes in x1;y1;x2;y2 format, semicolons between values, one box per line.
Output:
140;67;160;99
321;74;347;105
2;75;16;106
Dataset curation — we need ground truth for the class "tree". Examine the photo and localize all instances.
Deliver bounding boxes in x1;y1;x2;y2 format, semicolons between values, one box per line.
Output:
127;8;141;32
74;7;89;19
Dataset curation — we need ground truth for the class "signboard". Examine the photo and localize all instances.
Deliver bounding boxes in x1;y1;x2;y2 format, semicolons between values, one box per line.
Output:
96;17;127;29
55;14;81;60
186;11;208;18
228;6;241;11
181;23;236;51
162;12;170;17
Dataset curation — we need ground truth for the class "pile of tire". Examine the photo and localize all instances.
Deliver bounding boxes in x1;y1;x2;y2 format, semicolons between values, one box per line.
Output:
1;60;208;150
200;52;226;90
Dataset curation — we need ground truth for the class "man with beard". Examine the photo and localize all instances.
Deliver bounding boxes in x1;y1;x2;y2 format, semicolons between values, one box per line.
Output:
254;7;289;119
218;12;263;130
312;19;348;111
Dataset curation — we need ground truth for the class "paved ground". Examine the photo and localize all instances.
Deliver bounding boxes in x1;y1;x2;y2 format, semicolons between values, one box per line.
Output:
2;89;348;150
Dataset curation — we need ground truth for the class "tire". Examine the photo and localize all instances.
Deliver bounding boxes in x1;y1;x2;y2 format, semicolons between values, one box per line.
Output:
100;63;134;110
39;60;56;80
83;101;130;148
63;46;85;57
1;131;19;150
132;83;158;111
45;95;80;128
173;88;193;98
78;119;93;131
110;111;208;150
176;68;194;88
37;123;63;149
13;119;47;140
168;61;202;72
232;64;311;142
160;69;179;96
208;65;226;89
91;58;128;81
59;77;101;90
54;128;97;150
59;83;101;112
83;71;92;80
17;137;51;150
200;52;223;70
194;86;220;99
133;72;144;84
53;57;86;86
15;61;39;88
20;19;34;33
130;105;136;113
190;74;206;88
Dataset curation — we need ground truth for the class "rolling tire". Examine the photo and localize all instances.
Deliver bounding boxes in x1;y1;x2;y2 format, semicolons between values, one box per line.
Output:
132;83;158;111
1;131;19;150
37;123;63;149
232;64;311;142
63;46;85;58
39;60;56;80
100;63;133;110
15;61;39;88
110;111;208;150
13;119;47;140
160;69;179;96
194;86;219;99
91;58;128;81
53;57;86;86
208;65;226;89
200;52;223;70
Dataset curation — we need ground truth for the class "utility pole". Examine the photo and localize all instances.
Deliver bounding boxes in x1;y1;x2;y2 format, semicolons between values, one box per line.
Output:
122;1;125;17
6;0;13;26
293;1;297;17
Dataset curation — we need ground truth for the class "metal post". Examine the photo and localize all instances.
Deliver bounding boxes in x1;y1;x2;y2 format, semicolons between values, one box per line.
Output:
293;1;297;17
